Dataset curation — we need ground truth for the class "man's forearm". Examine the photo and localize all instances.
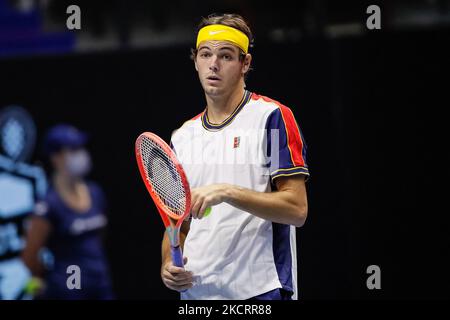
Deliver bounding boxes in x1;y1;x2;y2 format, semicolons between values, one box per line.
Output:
224;184;307;227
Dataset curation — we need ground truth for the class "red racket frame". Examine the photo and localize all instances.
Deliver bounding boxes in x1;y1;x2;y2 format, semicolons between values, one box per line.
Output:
135;132;191;249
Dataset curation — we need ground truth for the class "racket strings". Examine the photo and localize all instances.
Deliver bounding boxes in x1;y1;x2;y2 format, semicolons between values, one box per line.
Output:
140;137;187;216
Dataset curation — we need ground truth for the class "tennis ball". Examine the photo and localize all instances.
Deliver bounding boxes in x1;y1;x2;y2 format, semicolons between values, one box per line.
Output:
24;277;43;295
204;207;212;217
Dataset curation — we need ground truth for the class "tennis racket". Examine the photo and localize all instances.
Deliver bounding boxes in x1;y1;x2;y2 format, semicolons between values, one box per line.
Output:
135;132;191;268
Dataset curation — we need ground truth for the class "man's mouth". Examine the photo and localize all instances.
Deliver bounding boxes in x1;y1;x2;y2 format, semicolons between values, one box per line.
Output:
206;75;221;81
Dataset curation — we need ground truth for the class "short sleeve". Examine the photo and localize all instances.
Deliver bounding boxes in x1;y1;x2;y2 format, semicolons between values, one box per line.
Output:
265;106;310;183
33;199;56;224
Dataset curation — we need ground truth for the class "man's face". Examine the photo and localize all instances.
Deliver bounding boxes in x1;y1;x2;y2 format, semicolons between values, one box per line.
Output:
195;41;251;96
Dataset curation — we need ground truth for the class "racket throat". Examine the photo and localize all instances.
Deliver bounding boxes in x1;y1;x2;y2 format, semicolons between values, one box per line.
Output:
166;226;180;247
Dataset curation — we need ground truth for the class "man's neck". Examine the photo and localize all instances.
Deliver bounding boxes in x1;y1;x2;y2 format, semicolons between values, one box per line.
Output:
205;86;246;124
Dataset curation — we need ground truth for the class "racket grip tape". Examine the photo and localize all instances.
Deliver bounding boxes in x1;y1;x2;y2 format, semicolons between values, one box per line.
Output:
171;246;188;293
171;246;184;268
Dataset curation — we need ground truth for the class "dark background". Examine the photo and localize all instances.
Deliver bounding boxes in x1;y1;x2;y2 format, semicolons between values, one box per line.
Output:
1;1;449;299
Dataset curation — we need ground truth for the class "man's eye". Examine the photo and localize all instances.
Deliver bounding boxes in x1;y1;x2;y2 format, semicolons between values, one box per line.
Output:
223;55;232;60
200;52;211;58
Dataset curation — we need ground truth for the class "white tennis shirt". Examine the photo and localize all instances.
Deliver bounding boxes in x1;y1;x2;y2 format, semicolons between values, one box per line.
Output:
170;90;309;300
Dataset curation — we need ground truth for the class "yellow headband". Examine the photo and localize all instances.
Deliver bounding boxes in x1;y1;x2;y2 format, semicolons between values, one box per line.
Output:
196;24;250;54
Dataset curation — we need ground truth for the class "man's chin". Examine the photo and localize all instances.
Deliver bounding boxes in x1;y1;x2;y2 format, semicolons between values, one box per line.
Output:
204;86;224;96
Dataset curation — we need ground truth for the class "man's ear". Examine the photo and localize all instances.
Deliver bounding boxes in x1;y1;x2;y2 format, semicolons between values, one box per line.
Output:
242;53;252;74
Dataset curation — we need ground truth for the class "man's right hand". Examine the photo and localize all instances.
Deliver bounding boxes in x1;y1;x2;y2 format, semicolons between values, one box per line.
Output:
161;257;194;292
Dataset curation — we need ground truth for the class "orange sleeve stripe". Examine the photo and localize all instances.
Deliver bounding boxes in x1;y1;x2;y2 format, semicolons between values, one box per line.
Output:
191;112;204;121
278;104;306;167
252;93;306;167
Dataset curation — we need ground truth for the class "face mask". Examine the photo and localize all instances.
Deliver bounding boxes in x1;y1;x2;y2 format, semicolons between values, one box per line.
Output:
65;149;92;178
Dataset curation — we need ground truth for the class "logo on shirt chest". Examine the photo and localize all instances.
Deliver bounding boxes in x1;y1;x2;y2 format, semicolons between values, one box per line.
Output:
233;136;240;148
69;213;107;235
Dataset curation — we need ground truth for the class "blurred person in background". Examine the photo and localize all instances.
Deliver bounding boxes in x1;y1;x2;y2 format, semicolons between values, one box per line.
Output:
22;124;114;299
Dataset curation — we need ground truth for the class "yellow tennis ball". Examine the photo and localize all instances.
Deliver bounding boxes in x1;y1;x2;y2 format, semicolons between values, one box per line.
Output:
25;277;43;295
204;207;212;217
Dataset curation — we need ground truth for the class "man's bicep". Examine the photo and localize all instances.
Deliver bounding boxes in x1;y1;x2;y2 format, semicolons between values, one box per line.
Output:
275;175;308;221
274;174;307;194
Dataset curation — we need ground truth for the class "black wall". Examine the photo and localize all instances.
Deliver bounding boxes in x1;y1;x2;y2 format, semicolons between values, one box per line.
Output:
1;27;448;299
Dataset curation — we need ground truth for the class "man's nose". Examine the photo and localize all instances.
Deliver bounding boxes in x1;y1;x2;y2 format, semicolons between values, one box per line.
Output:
209;56;219;72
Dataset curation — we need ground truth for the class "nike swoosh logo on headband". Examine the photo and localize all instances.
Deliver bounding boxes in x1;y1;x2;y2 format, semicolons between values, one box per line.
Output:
209;30;226;35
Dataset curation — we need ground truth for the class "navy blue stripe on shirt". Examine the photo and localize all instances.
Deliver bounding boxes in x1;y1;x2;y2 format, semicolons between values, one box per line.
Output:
272;222;294;294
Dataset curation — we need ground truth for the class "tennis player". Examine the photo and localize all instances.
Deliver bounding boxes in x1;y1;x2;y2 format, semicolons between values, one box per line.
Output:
161;13;309;300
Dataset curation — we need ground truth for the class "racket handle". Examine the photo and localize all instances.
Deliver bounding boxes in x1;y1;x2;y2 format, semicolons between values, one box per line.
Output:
171;246;188;293
171;246;184;268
